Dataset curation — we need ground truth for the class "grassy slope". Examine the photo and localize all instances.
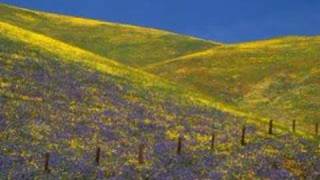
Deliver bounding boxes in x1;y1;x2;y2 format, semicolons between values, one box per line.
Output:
0;20;235;178
0;20;197;106
0;4;281;136
1;18;319;180
0;3;219;67
146;36;320;130
0;6;319;179
0;3;280;131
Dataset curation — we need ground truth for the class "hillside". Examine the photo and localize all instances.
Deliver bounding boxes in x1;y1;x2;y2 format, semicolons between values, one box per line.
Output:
0;20;230;178
0;4;319;179
0;3;219;67
146;36;320;131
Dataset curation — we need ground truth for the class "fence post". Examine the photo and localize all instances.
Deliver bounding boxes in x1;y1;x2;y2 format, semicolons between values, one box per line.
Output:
268;120;273;135
177;135;183;155
292;120;296;133
44;152;50;173
316;123;319;137
211;133;215;151
138;143;145;164
241;126;246;146
96;147;101;165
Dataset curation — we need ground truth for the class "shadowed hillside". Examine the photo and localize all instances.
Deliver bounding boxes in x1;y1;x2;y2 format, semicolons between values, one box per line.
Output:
146;36;320;131
0;3;219;67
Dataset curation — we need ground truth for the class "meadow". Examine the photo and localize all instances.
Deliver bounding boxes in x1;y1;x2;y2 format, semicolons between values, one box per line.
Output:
146;36;320;136
0;4;218;67
0;3;319;179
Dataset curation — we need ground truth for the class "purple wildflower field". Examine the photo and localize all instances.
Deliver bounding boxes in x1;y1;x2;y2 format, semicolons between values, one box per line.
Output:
0;22;319;180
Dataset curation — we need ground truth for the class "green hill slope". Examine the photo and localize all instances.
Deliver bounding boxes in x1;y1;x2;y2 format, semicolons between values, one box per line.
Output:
0;3;219;67
146;36;320;130
0;20;230;178
1;19;319;179
0;4;319;179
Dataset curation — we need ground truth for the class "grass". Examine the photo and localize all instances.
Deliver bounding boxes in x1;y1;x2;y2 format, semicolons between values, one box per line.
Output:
0;3;219;67
0;3;319;179
146;36;320;133
0;21;235;178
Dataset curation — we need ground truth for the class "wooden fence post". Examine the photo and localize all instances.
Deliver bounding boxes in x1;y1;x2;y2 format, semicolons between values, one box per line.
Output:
292;120;296;133
211;133;215;151
177;135;183;155
138;143;145;164
268;120;273;135
44;152;50;173
241;126;246;146
96;147;101;165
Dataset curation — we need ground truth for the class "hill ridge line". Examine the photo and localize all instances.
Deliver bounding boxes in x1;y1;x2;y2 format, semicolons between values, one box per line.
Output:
0;3;219;45
143;35;320;70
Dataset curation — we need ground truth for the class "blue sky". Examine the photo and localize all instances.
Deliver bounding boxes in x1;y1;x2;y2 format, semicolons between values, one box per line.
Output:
1;0;319;43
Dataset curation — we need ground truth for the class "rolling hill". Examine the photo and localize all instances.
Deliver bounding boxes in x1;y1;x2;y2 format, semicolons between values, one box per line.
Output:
0;3;319;179
146;36;320;131
0;19;236;178
0;3;219;67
